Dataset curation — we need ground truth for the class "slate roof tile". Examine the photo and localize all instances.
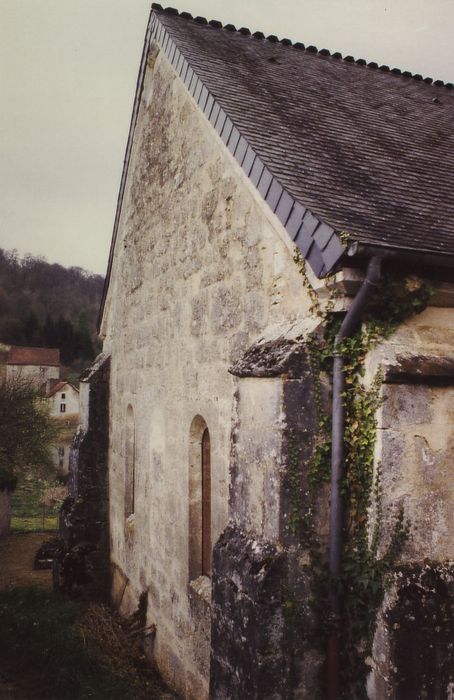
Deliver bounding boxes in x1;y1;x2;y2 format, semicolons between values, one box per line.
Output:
100;2;454;323
150;7;454;270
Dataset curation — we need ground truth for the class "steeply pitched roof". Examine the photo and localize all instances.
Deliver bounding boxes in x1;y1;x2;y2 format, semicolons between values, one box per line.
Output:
7;346;60;367
100;5;454;324
150;6;454;275
46;380;79;397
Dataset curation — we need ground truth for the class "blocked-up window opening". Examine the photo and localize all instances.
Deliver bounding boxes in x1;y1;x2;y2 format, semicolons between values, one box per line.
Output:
125;405;135;518
189;416;212;579
201;427;212;576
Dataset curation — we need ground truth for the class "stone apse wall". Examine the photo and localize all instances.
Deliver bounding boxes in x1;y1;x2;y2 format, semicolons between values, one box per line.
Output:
366;307;454;699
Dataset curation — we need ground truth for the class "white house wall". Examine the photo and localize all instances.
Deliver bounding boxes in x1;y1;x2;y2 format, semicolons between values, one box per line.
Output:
6;363;59;387
50;386;80;416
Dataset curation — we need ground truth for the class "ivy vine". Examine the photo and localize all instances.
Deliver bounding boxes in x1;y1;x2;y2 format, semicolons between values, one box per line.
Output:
291;251;433;697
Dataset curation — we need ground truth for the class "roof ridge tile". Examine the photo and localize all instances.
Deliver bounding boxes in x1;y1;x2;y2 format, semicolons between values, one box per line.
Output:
151;4;451;88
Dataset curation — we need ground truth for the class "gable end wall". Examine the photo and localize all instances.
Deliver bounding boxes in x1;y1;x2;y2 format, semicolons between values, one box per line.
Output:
102;45;314;699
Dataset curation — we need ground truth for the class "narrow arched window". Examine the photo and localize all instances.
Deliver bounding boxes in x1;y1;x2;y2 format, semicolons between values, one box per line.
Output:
201;427;212;576
189;416;212;579
125;405;135;518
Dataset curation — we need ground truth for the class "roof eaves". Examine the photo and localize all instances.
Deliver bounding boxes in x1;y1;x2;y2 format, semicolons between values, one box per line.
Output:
347;240;454;270
48;381;80;397
47;381;65;397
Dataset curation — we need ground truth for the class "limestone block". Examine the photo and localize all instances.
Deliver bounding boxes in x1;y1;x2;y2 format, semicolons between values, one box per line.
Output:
210;284;243;334
370;563;454;699
381;384;432;427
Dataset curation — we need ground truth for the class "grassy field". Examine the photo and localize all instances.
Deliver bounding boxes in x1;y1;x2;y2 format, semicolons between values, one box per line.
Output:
53;413;79;440
10;416;78;532
11;473;63;532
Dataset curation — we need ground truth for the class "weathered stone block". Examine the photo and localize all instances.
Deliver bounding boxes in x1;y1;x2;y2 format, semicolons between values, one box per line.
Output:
190;292;209;336
210;284;242;334
384;562;454;700
210;526;322;699
210;526;289;700
381;384;432;427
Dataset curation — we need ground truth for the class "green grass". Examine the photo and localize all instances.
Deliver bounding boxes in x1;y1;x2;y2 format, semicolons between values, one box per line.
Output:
10;514;58;531
0;587;141;699
11;474;61;533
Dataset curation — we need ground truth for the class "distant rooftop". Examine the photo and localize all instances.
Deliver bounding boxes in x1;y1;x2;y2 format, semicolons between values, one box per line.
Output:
7;346;60;367
46;380;79;397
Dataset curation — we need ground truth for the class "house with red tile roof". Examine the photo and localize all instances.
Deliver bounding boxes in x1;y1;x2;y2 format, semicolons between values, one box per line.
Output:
6;346;60;387
64;6;454;699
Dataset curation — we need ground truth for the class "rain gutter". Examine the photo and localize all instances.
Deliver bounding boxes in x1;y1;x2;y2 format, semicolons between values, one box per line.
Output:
327;255;383;699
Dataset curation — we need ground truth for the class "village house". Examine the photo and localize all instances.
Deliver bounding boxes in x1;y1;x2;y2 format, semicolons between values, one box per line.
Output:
64;5;454;699
46;380;79;417
6;346;60;387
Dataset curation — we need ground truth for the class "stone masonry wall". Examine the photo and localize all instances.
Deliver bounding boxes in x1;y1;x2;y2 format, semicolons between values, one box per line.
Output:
210;340;325;699
100;44;314;700
54;355;110;599
364;306;454;698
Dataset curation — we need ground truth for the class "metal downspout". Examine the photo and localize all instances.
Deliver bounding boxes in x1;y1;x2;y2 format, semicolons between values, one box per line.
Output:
327;256;383;699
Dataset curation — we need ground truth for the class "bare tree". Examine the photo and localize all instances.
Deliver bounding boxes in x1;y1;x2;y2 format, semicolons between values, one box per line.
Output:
0;377;60;490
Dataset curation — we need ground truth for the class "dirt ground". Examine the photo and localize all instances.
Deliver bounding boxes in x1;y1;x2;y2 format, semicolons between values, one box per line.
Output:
0;532;52;591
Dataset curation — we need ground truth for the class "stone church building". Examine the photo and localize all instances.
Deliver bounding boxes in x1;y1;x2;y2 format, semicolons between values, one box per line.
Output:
73;5;454;698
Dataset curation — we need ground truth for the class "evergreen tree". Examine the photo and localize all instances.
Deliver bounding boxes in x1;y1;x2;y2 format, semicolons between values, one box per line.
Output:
43;314;57;347
22;312;41;346
55;316;75;363
0;247;104;371
77;310;95;360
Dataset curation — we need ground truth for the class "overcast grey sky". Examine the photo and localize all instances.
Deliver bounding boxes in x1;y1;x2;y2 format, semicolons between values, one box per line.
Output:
1;0;453;275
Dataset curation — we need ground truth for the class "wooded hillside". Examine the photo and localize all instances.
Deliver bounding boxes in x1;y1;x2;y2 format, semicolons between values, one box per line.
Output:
0;249;104;368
